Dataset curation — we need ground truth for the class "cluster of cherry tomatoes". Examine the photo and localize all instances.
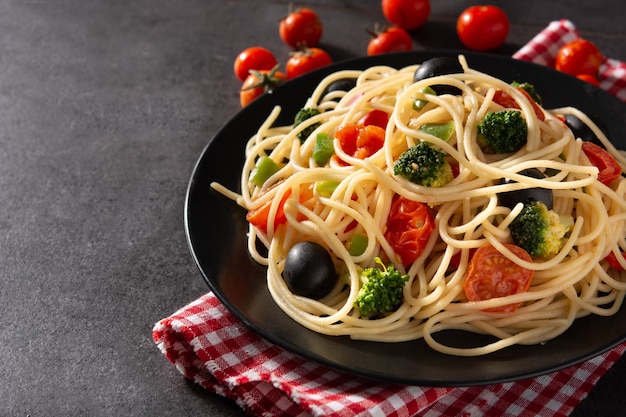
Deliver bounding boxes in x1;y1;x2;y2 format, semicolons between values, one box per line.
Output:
235;6;330;107
235;2;523;107
235;1;437;107
237;2;612;106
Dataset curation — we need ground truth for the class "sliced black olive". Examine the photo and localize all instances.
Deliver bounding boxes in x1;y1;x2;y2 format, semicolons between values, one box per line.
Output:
413;57;464;96
282;241;338;299
321;78;357;100
498;168;553;210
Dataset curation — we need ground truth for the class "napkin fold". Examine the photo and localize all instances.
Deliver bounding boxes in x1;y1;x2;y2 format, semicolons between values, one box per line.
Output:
154;293;626;417
513;19;626;102
154;20;626;417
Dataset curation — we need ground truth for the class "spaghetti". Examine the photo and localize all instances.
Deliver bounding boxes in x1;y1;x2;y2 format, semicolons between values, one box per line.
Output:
211;55;626;356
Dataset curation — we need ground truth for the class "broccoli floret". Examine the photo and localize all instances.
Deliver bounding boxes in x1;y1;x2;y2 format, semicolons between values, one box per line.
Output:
511;81;542;105
393;141;454;187
294;107;321;143
477;110;528;154
354;258;409;317
509;201;572;258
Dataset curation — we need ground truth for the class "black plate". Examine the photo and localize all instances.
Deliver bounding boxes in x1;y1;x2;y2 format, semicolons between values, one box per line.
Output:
185;51;626;386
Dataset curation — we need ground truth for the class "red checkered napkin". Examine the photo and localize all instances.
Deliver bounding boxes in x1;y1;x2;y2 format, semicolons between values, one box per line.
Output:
513;19;626;102
153;292;626;417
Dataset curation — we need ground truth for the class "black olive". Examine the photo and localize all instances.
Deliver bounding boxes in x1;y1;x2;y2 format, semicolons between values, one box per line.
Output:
413;57;464;96
321;78;357;100
563;114;607;148
498;168;553;210
282;241;338;299
563;114;597;143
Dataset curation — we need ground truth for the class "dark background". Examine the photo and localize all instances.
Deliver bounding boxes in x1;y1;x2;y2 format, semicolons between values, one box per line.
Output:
2;1;625;416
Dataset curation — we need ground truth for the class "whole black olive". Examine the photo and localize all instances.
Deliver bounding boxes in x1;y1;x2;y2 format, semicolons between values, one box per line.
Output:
498;168;553;210
282;241;338;299
413;57;464;96
563;114;607;148
321;78;357;99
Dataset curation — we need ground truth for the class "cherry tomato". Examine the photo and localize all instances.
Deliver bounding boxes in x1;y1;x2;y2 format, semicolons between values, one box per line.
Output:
239;67;287;107
279;7;323;49
334;124;385;164
246;184;314;233
605;251;626;270
384;195;435;267
233;47;278;82
367;26;412;56
456;5;509;51
492;88;545;121
246;189;290;233
464;244;534;313
381;0;430;30
357;109;389;129
555;39;604;77
286;47;332;79
581;141;623;186
576;73;600;86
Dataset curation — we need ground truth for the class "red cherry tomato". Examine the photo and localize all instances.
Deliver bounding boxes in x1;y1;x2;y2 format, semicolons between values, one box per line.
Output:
367;26;413;56
357;109;389;129
246;184;314;233
233;47;278;82
464;244;534;313
384;195;435;267
246;186;291;233
334;124;385;163
576;74;600;86
279;7;323;49
555;39;604;77
581;141;623;186
492;88;545;121
456;5;509;51
239;68;287;107
381;0;430;30
286;47;332;79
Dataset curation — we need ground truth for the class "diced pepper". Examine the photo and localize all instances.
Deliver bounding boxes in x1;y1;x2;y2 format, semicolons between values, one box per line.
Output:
347;233;368;256
313;132;335;166
419;121;455;141
250;156;280;187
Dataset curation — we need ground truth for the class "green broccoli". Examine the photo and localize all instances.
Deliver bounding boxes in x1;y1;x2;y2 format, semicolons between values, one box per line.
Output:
509;200;573;258
294;107;321;143
393;141;454;187
354;258;409;317
511;81;542;105
477;110;528;154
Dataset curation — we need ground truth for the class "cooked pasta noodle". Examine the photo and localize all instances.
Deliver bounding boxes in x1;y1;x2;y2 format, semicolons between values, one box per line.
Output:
211;55;626;356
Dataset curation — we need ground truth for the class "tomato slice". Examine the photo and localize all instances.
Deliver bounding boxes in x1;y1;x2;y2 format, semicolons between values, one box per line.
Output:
492;88;545;121
581;141;623;186
384;195;435;267
334;123;385;163
246;184;314;233
464;244;534;313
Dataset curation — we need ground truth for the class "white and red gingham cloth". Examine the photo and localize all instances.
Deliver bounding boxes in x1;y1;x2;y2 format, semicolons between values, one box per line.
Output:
513;19;626;102
153;21;626;417
154;292;626;417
